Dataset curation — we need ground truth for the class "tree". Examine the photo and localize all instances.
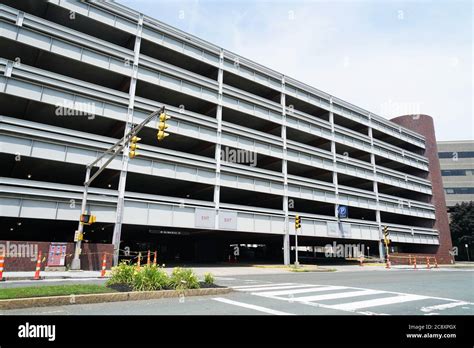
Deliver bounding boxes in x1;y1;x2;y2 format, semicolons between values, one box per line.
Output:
449;202;474;261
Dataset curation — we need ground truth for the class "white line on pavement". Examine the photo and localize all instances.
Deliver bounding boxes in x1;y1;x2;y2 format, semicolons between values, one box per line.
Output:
284;289;386;302
231;283;294;289
212;297;294;315
253;286;345;297
236;284;316;292
327;294;428;311
420;301;471;312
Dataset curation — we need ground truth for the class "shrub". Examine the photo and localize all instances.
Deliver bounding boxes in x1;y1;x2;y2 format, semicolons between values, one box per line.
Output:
169;267;200;290
106;261;135;286
132;265;170;292
203;272;214;285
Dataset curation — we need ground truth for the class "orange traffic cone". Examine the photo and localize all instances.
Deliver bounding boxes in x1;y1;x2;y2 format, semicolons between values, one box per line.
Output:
385;254;391;269
413;256;417;270
153;251;157;266
426;257;430;269
34;251;42;280
136;252;141;270
409;255;412;266
0;252;5;281
434;257;438;268
147;250;151;266
100;253;107;278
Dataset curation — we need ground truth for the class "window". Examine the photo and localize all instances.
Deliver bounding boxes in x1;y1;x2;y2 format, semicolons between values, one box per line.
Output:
438;151;474;159
441;169;473;176
445;187;474;194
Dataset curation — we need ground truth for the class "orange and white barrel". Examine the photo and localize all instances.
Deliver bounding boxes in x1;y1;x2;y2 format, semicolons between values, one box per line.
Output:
0;253;5;281
100;253;107;277
34;251;42;280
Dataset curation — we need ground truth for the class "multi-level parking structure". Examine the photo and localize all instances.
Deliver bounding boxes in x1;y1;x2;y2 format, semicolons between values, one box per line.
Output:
0;0;449;264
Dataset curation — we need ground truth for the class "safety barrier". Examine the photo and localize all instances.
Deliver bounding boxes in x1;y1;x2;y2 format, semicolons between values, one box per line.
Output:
0;253;4;281
33;251;42;280
100;253;107;278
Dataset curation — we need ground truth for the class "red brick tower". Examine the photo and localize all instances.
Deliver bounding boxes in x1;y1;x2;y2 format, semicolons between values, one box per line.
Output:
390;114;454;263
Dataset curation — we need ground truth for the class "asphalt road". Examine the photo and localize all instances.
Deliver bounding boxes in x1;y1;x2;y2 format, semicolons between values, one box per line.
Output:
1;268;472;315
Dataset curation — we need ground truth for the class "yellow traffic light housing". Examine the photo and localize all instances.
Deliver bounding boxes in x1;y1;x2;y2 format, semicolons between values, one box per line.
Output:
129;135;141;159
157;112;170;141
80;213;96;225
295;215;301;229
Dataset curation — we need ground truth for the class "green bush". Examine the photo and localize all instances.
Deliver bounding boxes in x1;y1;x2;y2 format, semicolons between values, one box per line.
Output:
169;267;200;290
204;272;214;285
106;261;135;286
132;265;170;291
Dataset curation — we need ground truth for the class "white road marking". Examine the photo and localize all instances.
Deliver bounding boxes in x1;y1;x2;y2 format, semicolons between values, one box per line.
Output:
231;283;294;289
421;301;471;312
212;297;294;315
214;277;236;281
236;284;316;292
285;289;386;302
327;294;428;311
253;286;345;297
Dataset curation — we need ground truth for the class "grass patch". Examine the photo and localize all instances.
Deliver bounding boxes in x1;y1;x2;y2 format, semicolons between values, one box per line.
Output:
0;285;116;300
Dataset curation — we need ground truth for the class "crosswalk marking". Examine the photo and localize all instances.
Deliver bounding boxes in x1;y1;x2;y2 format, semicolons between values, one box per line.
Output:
212;297;294;315
232;283;294;289
253;286;345;297
225;280;473;315
421;301;470;312
235;284;315;292
288;289;386;302
327;294;428;311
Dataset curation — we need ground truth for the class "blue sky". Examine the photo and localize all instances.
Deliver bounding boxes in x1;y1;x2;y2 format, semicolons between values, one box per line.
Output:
118;0;473;141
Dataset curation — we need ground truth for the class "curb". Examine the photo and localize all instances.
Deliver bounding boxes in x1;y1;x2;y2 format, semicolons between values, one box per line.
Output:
0;287;232;310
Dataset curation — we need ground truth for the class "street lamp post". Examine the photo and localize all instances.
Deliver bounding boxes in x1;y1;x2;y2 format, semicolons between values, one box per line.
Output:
367;246;370;258
466;244;470;262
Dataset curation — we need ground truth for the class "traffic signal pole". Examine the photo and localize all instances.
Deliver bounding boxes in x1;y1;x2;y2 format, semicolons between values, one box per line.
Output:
70;107;164;270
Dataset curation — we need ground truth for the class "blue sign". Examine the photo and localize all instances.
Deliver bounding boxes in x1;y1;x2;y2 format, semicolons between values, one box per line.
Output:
338;205;348;218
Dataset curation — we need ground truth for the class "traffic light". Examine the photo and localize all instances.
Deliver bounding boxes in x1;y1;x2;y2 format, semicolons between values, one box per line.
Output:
80;213;96;225
295;215;301;229
129;135;141;159
383;226;391;245
157;111;170;141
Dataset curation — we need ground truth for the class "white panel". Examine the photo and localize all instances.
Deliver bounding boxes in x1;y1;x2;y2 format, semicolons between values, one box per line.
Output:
173;207;195;228
20;200;57;219
254;215;271;233
0;197;22;217
31;141;65;161
123;201;148;224
6;79;43;101
0;135;31;156
148;204;173;226
51;39;83;61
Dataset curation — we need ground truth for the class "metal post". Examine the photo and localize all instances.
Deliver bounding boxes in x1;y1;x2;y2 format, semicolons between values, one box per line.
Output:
70;166;91;270
294;226;299;267
466;244;470;262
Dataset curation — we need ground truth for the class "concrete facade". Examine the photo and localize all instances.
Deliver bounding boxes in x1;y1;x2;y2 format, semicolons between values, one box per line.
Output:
0;0;451;265
437;140;474;209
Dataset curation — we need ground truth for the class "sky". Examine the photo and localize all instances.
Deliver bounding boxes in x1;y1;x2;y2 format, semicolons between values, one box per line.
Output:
118;0;473;141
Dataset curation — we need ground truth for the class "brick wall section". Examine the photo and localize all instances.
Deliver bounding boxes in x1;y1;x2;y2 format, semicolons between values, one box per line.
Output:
0;241;113;271
390;114;454;264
